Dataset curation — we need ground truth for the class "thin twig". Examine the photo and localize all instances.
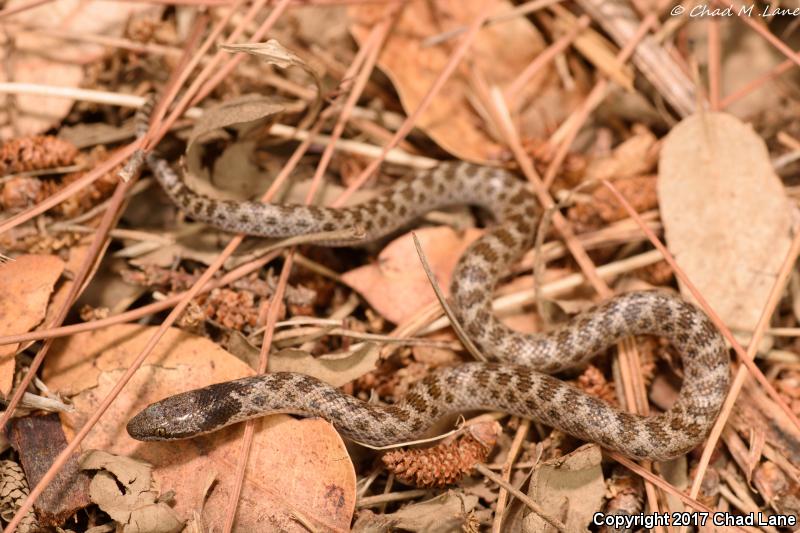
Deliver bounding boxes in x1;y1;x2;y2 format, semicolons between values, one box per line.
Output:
411;233;485;361
475;463;567;532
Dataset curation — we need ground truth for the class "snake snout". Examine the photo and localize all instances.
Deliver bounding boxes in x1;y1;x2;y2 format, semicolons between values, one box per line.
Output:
126;405;164;441
127;396;202;441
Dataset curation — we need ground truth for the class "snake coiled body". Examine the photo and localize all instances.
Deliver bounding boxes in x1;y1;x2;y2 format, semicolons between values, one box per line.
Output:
127;110;730;461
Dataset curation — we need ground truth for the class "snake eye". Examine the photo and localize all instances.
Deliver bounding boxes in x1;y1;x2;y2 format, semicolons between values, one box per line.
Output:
155;427;167;438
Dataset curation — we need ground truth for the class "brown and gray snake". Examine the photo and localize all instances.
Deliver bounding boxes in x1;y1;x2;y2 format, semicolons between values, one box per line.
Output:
127;105;730;462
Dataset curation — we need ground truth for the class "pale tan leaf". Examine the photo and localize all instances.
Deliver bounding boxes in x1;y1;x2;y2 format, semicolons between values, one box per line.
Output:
0;255;64;396
658;112;794;334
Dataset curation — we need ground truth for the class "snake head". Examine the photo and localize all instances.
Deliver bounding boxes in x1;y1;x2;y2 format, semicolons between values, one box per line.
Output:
127;391;206;441
127;378;259;441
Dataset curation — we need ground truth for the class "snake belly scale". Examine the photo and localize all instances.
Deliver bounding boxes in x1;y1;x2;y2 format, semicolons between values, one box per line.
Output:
127;119;730;461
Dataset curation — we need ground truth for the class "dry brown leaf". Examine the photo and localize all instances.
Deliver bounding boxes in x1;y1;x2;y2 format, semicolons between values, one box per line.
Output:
658;112;794;334
81;450;182;533
269;345;379;388
354;491;479;532
0;254;64;396
45;324;356;531
0;0;159;136
348;0;564;163
342;226;482;324
520;444;605;533
187;95;285;150
219;39;322;127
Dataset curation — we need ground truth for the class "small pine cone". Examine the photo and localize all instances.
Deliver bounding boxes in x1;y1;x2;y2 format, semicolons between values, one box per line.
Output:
0;136;77;175
577;365;617;406
48;146;120;217
382;422;500;488
0;460;39;533
1;177;42;210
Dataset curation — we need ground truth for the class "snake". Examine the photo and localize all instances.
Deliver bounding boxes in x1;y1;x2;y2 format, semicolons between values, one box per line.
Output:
126;105;730;462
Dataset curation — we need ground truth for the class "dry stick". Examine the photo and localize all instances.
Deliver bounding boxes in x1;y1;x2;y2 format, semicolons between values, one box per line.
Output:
147;0;248;133
0;142;140;235
541;9;658;190
410;233;484;362
608;453;747;533
356;489;430;508
148;0;284;149
474;464;567;533
332;3;497;207
600;180;800;520
491;419;531;533
707;18;721;111
504;14;591;106
719;56;796;110
9;23;183;57
220;13;395;527
0;0;52;20
729;2;800;70
0;84;432;168
191;0;293;107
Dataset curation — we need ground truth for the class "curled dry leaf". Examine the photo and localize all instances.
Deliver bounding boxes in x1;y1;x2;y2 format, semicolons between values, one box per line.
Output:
658;112;794;334
520;444;605;533
219;39;323;127
270;344;379;388
342;226;483;324
348;0;564;163
45;324;356;531
80;450;182;533
0;254;64;396
186;94;285;150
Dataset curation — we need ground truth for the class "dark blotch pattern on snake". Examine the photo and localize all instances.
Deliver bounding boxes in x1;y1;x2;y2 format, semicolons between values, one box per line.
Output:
127;101;730;461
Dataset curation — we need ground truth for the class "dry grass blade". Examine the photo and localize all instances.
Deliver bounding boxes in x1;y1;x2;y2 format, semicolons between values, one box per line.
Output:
411;232;485;362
